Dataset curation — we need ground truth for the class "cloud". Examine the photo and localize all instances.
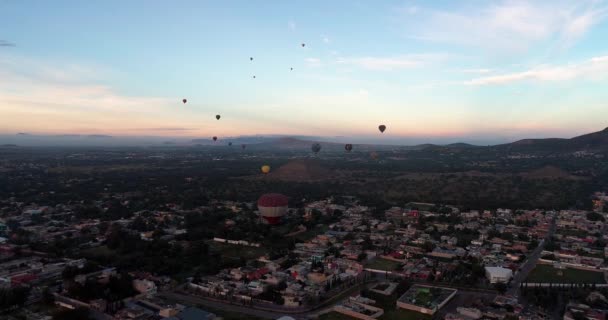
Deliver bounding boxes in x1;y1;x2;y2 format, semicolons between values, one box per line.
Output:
321;35;330;43
288;20;296;31
336;54;445;71
134;127;194;131
0;56;188;135
305;57;322;67
560;7;608;47
465;55;608;85
460;68;493;74
0;40;16;47
401;0;608;52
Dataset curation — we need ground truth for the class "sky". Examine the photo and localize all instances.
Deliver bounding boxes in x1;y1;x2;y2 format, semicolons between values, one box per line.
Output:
1;0;608;144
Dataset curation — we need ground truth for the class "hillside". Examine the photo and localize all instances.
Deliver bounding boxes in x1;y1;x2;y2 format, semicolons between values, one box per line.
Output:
257;159;332;181
497;127;608;152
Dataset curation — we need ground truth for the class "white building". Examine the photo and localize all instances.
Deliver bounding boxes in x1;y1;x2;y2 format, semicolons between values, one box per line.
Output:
484;267;513;284
133;279;157;295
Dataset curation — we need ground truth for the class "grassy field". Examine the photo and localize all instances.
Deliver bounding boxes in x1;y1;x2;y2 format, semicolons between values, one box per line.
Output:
294;224;329;242
382;309;433;320
527;264;606;284
365;258;402;271
81;245;115;259
195;305;265;320
318;312;358;320
365;287;432;320
207;241;268;261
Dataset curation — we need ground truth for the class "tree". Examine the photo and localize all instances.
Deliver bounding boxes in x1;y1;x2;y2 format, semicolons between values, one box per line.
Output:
53;307;93;320
422;241;435;252
42;287;55;305
494;283;507;294
586;211;605;222
0;286;30;309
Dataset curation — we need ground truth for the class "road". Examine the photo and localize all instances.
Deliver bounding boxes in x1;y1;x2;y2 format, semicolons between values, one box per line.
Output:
160;291;290;319
435;290;497;319
507;213;557;297
159;280;374;320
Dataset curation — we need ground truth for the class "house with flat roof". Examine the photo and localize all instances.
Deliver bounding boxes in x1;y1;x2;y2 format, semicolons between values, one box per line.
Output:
485;266;513;284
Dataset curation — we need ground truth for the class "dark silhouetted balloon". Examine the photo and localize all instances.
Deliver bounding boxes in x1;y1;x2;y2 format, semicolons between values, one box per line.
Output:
301;43;305;47
378;125;386;133
228;142;232;146
345;144;353;152
182;99;187;104
212;136;217;141
311;143;321;153
242;144;246;149
250;57;253;61
253;75;256;79
216;115;221;120
370;151;378;160
290;67;293;71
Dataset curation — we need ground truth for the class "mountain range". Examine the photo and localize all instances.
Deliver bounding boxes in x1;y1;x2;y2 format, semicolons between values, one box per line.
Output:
1;127;607;151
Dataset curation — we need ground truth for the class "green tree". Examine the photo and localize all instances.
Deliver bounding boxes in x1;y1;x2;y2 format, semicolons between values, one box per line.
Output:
53;307;93;320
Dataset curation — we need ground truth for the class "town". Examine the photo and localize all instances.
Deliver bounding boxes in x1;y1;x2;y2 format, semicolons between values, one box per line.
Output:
1;165;607;320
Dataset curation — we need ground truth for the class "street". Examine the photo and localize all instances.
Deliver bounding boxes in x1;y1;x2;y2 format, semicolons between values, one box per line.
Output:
507;214;557;297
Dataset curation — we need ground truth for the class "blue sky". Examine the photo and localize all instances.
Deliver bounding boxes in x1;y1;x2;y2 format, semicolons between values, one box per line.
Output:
1;0;608;144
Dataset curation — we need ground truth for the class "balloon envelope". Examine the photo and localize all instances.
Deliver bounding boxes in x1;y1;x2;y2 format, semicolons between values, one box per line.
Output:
261;165;271;174
378;125;386;133
216;115;221;120
258;193;288;225
228;142;232;146
242;144;246;149
212;136;217;141
370;152;378;159
345;144;353;152
182;99;187;104
311;143;321;153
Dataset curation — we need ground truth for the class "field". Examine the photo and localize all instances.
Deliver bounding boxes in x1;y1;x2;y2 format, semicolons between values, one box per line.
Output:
381;309;433;320
318;312;358;320
207;241;268;261
80;245;116;260
196;305;265;320
527;264;606;284
365;258;402;271
365;287;433;320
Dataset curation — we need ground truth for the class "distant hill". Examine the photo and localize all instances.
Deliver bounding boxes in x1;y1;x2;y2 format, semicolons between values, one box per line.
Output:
497;127;608;152
249;137;343;151
445;142;477;148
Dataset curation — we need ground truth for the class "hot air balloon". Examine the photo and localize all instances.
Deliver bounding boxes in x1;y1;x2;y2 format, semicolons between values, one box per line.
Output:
345;144;353;152
216;115;221;120
253;75;256;79
242;144;247;150
370;152;379;160
212;136;218;142
290;67;293;71
182;99;187;104
378;125;386;133
311;143;321;154
250;57;253;61
258;193;288;225
261;165;270;174
228;142;233;146
301;43;305;47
